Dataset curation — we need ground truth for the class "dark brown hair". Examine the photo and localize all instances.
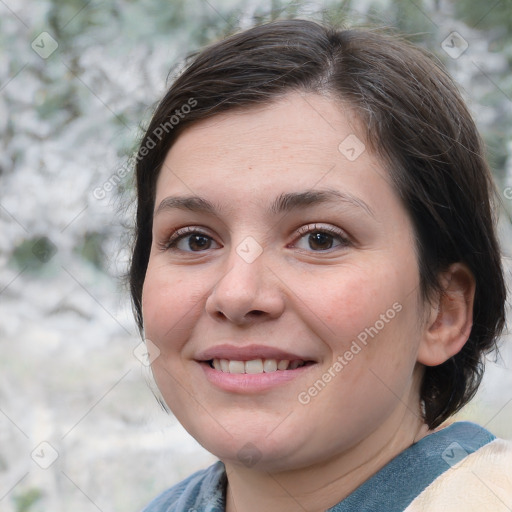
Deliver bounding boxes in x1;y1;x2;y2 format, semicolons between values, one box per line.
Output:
129;19;506;429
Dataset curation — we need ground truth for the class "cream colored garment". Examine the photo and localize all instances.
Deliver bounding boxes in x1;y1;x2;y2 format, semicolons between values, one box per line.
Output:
405;438;512;512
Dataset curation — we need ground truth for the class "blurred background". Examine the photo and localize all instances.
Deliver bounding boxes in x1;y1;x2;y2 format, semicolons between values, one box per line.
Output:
1;0;511;511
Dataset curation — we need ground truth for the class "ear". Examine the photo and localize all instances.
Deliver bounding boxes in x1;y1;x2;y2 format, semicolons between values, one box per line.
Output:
418;263;476;367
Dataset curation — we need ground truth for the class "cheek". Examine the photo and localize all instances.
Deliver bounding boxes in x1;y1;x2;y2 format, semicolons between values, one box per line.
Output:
295;261;421;370
297;264;404;336
141;263;203;350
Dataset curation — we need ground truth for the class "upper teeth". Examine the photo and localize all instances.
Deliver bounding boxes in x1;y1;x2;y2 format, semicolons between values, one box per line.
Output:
211;358;305;374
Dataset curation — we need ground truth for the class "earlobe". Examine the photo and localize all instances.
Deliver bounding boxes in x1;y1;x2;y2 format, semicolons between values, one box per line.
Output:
418;263;476;367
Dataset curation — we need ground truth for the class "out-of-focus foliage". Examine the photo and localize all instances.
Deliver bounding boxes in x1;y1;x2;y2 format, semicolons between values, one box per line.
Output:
453;0;512;35
12;488;43;512
450;0;512;183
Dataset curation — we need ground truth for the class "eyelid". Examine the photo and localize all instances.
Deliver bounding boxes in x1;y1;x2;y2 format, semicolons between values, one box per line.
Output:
294;223;347;238
159;226;220;252
290;223;351;250
158;223;351;253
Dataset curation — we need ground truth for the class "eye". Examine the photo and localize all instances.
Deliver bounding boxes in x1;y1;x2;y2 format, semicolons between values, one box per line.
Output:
161;227;220;252
292;224;350;252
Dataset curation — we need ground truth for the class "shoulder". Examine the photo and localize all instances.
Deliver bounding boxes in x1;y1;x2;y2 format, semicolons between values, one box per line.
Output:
405;430;512;512
141;461;226;512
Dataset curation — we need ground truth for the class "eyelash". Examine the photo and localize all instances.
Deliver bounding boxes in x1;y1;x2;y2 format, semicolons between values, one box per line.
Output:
159;226;211;252
160;224;350;253
293;224;350;251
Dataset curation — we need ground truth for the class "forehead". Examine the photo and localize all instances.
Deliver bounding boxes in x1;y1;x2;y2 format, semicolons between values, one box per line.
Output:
155;92;397;219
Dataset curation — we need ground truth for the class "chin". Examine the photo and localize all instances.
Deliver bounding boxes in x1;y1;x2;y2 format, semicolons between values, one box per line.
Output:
190;424;313;472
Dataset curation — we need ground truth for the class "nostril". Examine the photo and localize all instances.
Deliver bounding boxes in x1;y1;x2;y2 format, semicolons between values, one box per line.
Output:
210;308;268;325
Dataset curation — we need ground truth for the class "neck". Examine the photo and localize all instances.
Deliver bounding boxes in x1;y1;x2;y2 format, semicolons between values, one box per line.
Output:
224;402;431;512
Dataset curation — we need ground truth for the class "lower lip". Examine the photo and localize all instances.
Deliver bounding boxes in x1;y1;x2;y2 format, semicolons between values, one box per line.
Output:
199;362;315;393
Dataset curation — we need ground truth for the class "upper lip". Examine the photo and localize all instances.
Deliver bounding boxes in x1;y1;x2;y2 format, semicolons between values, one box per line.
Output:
195;344;316;362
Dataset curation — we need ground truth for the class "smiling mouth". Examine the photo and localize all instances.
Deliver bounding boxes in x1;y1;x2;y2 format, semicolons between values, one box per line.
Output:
207;358;315;374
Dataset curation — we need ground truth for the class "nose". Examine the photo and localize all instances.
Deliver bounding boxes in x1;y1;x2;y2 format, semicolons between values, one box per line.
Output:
205;246;285;325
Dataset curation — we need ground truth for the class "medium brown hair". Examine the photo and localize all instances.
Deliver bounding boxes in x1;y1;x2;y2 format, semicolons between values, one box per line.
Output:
129;19;506;429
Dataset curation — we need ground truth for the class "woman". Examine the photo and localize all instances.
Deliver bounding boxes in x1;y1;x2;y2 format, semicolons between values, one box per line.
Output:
130;19;512;512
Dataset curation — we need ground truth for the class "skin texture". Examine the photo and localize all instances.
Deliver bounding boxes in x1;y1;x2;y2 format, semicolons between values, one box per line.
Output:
141;92;475;512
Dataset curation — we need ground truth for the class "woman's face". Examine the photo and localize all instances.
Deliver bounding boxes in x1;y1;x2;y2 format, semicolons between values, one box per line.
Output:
142;92;427;471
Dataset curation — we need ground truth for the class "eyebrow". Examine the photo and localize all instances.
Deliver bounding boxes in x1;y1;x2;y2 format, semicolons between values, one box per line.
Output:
270;189;374;217
154;195;219;216
154;189;374;218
